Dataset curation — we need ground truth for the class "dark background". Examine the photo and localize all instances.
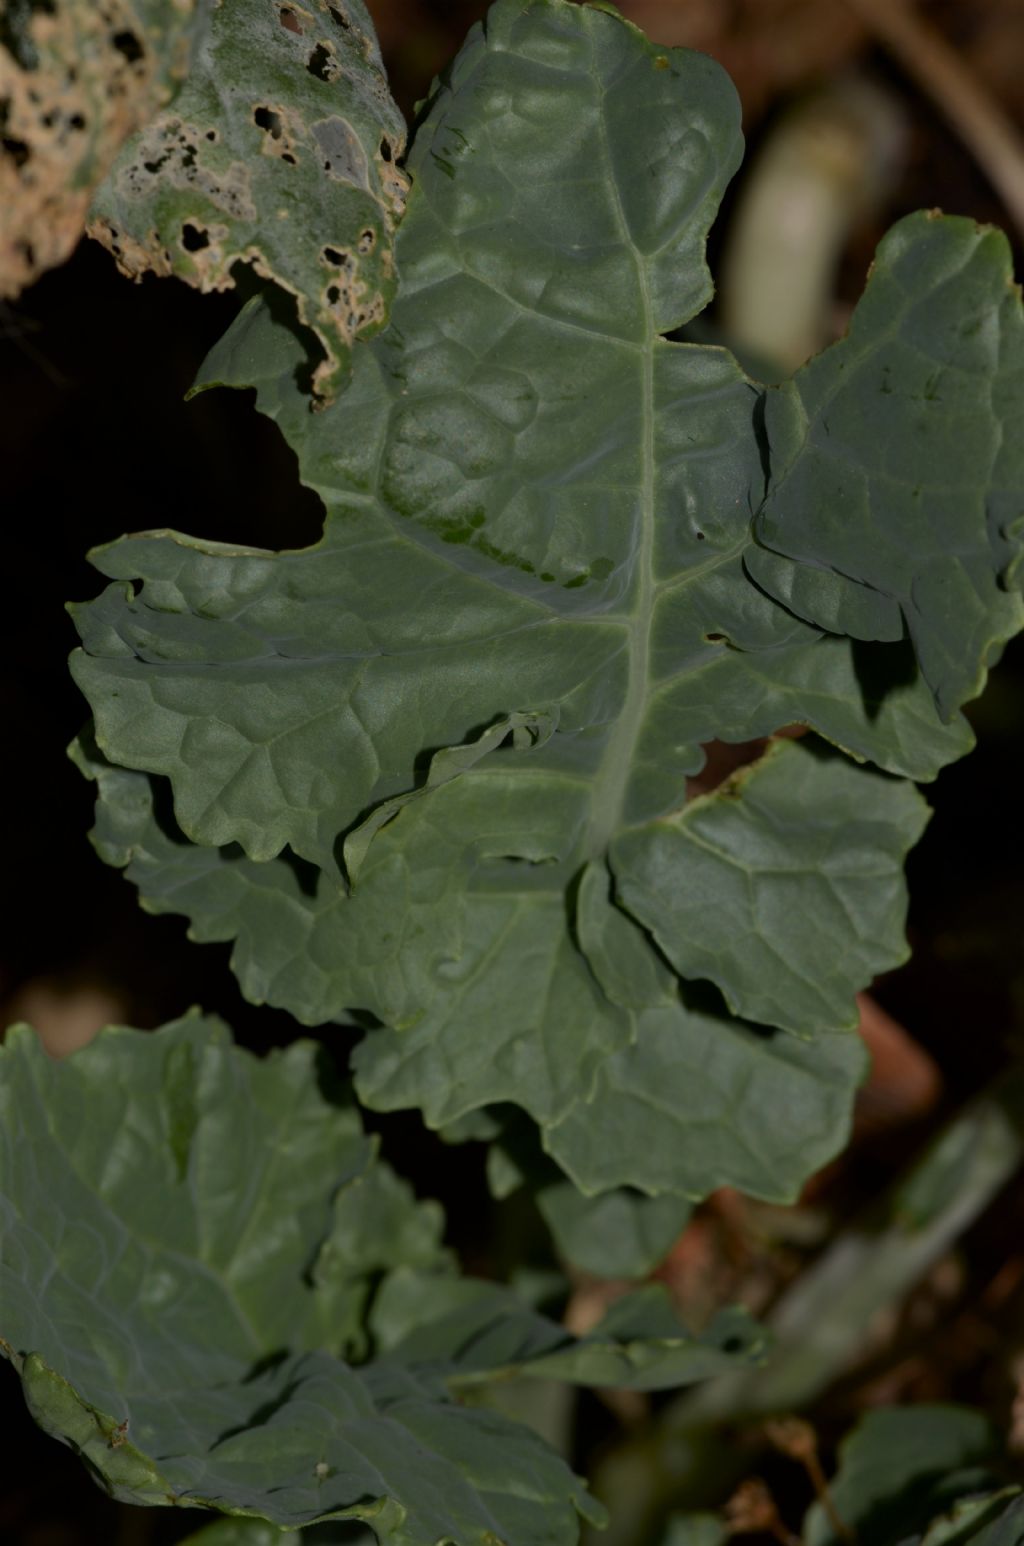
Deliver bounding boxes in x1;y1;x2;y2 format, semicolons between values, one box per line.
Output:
2;1;1024;1541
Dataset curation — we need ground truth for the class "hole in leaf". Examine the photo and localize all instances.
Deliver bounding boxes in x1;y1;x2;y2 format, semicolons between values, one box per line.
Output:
111;29;144;63
278;5;301;32
307;42;333;81
181;222;210;252
326;284;340;303
253;105;283;140
323;246;345;265
281;151;296;164
685;731;804;803
2;136;30;168
327;3;351;28
705;633;726;643
379;137;392;162
357;227;375;254
695;529;706;540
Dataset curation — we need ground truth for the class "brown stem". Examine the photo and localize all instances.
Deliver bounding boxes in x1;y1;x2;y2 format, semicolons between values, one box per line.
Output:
766;1418;856;1544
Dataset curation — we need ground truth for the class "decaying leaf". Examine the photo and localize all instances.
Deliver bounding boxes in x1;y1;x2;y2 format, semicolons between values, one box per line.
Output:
86;0;407;400
0;0;209;296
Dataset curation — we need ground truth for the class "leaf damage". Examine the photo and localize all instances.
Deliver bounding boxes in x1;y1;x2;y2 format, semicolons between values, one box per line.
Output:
0;0;207;297
86;0;408;401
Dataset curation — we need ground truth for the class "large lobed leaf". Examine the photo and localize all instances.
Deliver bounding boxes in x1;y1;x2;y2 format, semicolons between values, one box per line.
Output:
0;1015;764;1541
748;214;1024;720
68;0;1024;1218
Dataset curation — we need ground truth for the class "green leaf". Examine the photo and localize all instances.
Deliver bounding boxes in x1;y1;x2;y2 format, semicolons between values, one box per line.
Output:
0;1011;433;1371
178;1522;301;1546
188;285;312;417
661;1517;727;1546
803;1405;999;1546
69;0;1020;1202
69;0;983;872
16;1345;604;1536
576;857;679;1012
2;1016;760;1541
72;731;869;1203
372;1273;766;1391
920;1493;1024;1546
73;733;633;1118
535;1181;691;1278
749;213;1024;720
486;1115;693;1276
976;1498;1024;1545
611;739;929;1035
543;991;868;1199
310;1160;451;1361
73;732;870;1202
87;0;406;400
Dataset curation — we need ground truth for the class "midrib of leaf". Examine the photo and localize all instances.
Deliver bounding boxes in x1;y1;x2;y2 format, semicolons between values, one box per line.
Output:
583;51;657;861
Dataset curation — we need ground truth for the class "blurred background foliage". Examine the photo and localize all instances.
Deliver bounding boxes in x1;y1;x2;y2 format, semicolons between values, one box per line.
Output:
2;1;1024;1542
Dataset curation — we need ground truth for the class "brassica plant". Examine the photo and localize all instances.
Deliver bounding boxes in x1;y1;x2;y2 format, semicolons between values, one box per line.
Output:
2;0;1023;1541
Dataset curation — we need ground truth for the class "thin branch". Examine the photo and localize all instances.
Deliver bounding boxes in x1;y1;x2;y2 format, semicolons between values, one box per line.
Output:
766;1418;855;1544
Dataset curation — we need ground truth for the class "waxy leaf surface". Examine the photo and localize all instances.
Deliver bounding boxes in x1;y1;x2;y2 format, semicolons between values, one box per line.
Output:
483;1113;694;1277
75;733;869;1203
749;217;1024;719
1;1016;761;1541
69;0;1023;1209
